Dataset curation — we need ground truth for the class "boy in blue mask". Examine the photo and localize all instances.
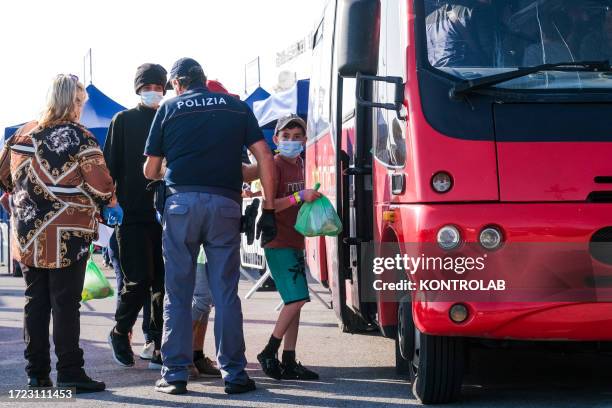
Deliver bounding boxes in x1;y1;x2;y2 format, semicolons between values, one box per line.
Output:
256;114;321;380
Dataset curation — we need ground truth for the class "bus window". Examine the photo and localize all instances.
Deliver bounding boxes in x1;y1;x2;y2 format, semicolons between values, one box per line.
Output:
374;0;407;168
374;110;406;168
341;78;356;121
422;0;612;90
308;7;334;139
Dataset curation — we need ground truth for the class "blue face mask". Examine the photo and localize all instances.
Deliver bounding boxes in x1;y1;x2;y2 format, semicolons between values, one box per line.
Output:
277;140;304;158
141;91;163;107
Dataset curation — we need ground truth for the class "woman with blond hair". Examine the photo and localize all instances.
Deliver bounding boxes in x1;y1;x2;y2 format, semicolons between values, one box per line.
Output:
0;74;122;393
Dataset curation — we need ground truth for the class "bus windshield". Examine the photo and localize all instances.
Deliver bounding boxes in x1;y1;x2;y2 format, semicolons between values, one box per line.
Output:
424;0;612;90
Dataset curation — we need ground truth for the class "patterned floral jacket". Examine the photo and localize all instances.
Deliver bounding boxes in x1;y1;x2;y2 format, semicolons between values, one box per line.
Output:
0;121;116;268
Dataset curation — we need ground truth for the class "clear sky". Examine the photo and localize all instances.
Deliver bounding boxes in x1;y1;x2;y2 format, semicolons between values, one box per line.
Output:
0;0;326;132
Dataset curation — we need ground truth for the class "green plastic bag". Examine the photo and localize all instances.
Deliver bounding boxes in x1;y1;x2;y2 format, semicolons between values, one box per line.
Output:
81;246;114;302
295;183;343;237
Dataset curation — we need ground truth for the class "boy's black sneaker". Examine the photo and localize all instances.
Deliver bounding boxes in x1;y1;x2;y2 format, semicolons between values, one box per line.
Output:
281;361;319;380
257;351;283;380
108;329;134;367
224;378;256;394
27;376;53;388
57;372;105;393
155;379;187;395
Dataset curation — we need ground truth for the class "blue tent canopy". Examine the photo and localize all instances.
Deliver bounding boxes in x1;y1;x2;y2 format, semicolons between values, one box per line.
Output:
248;79;309;150
80;84;126;146
253;79;309;129
3;84;125;147
244;86;273;150
244;86;271;111
295;79;310;118
3;125;20;142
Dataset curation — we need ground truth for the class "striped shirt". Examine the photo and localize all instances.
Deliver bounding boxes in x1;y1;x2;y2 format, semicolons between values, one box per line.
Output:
0;121;116;268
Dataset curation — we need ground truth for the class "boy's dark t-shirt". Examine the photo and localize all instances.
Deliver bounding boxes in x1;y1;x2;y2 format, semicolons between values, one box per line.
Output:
265;154;305;250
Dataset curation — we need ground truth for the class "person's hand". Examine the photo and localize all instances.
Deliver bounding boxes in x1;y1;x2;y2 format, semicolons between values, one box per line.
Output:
103;204;124;226
300;189;322;203
256;208;277;246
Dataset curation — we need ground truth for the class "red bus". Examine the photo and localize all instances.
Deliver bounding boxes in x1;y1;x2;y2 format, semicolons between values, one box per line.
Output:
305;0;612;403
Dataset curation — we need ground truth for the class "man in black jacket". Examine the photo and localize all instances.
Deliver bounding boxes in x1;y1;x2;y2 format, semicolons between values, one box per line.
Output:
104;63;167;369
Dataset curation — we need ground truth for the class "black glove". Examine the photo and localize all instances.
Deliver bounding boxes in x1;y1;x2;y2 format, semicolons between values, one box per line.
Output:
240;198;260;245
256;208;277;246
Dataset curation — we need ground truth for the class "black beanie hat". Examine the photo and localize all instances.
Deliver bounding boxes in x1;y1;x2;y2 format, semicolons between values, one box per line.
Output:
134;63;168;95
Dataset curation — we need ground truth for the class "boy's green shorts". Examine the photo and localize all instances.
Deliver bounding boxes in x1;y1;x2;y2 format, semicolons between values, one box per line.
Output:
264;248;310;305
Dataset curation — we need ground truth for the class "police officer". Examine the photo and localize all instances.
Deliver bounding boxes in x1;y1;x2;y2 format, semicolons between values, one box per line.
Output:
143;57;277;395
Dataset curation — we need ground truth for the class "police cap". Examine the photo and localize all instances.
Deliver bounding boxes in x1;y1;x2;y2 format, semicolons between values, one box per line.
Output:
165;57;203;91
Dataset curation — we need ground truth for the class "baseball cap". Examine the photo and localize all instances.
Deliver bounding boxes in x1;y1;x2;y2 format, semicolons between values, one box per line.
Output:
165;57;203;91
134;63;167;95
274;114;307;135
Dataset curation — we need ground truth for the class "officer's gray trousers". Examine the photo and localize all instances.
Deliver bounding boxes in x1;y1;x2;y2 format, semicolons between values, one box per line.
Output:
160;192;248;384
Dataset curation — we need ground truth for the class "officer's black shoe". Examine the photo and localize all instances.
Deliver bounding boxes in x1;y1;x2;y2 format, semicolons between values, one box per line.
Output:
257;351;283;380
108;329;134;367
224;378;256;394
154;379;187;395
27;376;53;388
57;372;105;394
281;361;320;380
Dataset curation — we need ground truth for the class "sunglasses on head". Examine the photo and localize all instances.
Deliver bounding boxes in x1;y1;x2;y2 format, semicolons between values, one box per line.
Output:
57;74;79;82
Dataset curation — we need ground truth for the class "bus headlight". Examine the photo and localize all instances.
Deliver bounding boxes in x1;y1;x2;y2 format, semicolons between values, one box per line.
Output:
437;225;461;250
431;172;453;193
479;227;503;250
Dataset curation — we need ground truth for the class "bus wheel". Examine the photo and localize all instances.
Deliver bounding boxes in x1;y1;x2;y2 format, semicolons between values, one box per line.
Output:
410;329;465;404
395;296;413;375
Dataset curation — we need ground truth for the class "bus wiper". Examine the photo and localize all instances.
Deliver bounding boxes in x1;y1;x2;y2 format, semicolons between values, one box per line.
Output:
449;61;611;100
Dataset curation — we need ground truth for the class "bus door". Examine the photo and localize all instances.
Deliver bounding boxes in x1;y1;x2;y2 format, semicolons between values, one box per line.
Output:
339;75;375;320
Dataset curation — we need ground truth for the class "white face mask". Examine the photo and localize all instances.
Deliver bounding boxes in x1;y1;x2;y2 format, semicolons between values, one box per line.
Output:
141;91;163;107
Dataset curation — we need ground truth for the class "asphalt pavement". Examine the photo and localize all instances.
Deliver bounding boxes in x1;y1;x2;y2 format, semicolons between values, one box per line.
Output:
1;257;612;407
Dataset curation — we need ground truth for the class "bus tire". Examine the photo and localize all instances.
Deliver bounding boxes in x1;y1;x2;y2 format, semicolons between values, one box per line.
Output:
410;330;465;404
395;296;413;375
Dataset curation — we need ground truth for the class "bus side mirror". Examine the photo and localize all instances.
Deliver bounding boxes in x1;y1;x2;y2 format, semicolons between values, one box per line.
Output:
337;0;381;77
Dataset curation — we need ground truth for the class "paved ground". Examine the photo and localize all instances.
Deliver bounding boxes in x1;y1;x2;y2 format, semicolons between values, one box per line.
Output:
1;257;612;407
